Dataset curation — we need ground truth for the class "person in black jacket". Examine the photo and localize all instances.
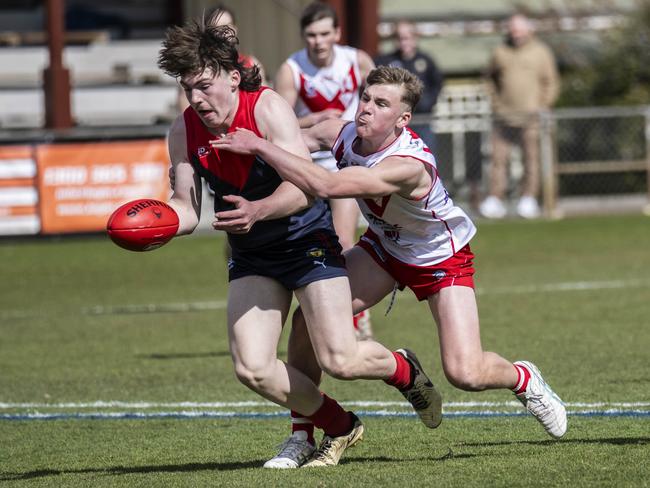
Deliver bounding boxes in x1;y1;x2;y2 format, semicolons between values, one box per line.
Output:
375;20;443;151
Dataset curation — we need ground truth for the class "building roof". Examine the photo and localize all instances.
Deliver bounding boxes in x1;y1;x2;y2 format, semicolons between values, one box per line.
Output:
378;0;635;76
380;0;637;19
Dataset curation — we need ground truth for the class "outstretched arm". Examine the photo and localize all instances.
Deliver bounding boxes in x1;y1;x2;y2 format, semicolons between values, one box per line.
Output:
212;127;429;200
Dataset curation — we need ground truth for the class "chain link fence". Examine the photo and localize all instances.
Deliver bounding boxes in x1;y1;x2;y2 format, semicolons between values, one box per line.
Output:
428;84;650;217
542;106;650;216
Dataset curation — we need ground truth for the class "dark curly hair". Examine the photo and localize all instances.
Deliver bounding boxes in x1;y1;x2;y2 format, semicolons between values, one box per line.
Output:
300;1;338;31
157;18;261;91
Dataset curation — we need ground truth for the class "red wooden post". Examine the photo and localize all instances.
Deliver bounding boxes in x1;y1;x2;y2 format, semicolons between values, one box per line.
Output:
43;0;73;129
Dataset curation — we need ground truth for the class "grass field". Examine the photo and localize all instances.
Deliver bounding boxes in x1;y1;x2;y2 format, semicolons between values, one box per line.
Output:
1;215;649;487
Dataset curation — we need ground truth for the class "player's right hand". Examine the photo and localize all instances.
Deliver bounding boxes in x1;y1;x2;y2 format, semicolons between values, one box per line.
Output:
212;195;260;234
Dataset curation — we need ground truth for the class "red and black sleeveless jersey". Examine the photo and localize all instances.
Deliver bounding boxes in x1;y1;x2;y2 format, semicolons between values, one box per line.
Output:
183;88;333;251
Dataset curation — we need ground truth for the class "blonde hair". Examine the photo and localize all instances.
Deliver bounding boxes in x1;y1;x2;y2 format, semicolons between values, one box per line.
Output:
366;66;423;111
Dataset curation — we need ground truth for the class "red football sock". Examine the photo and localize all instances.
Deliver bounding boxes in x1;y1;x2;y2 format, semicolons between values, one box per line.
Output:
291;410;315;445
352;311;365;330
306;394;353;438
383;351;412;390
513;363;531;394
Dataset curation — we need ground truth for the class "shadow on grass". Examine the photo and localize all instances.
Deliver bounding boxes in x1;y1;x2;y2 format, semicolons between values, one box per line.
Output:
10;438;640;480
0;449;471;480
0;459;265;481
137;351;231;360
138;350;286;360
346;448;472;464
460;437;650;448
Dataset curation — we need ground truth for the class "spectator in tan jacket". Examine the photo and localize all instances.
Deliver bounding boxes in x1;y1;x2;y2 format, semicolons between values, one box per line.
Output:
480;13;559;219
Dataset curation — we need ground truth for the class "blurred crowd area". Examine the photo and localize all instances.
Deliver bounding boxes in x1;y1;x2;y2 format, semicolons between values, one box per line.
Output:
1;0;649;219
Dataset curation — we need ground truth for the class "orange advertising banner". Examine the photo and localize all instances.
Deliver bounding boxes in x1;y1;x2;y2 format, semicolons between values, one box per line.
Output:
0;145;34;161
0;178;36;187
36;139;170;234
0;205;37;217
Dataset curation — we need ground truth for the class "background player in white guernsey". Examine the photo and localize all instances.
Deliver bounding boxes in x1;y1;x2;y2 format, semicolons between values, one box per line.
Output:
275;1;375;339
213;66;568;461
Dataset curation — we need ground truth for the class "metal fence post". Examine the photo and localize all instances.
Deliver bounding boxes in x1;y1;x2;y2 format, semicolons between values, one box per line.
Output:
645;107;650;215
539;110;558;218
452;121;466;186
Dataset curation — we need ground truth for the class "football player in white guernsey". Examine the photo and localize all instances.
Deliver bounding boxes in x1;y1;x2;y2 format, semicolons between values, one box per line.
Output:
164;22;444;469
275;2;375;340
213;66;568;454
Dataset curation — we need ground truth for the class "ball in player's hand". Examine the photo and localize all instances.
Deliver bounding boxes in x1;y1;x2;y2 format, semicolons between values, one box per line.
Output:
107;199;179;252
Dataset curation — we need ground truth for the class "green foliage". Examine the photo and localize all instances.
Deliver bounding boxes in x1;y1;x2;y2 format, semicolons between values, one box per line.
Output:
557;1;650;107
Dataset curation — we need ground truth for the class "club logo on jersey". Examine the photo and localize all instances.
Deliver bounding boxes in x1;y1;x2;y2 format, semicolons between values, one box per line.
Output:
365;214;402;243
307;248;324;258
307;249;328;268
198;146;209;156
383;228;401;242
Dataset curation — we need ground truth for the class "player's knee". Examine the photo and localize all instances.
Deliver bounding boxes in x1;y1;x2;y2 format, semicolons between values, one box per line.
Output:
319;352;356;381
233;361;273;391
443;361;486;392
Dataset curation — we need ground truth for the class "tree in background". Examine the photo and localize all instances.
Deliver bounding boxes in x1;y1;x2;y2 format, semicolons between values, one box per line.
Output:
558;1;650;107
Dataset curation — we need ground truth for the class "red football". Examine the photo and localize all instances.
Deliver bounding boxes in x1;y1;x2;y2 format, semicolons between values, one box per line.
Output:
107;199;179;252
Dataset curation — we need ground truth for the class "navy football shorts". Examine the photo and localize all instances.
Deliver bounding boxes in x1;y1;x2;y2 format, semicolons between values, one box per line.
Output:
228;230;348;290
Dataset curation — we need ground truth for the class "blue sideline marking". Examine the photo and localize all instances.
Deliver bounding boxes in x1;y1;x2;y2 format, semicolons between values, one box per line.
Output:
1;410;649;421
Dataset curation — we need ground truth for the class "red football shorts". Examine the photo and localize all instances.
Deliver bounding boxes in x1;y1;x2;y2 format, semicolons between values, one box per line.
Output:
357;230;475;301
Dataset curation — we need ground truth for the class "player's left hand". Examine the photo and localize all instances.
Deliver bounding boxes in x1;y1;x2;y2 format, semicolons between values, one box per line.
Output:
212;194;260;234
210;128;260;155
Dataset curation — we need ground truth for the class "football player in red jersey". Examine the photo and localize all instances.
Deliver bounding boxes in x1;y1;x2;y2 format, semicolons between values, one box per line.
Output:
159;18;441;469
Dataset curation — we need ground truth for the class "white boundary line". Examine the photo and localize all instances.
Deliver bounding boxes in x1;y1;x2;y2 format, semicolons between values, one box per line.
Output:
2;400;649;421
476;278;650;296
2;409;649;421
82;300;228;316
1;400;649;409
